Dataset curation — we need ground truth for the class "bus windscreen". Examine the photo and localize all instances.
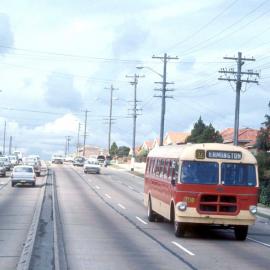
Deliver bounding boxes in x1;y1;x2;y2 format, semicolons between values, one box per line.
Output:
180;161;219;184
221;163;256;186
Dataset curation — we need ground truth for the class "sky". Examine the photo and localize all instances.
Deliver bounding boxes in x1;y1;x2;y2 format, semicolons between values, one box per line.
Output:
0;0;269;159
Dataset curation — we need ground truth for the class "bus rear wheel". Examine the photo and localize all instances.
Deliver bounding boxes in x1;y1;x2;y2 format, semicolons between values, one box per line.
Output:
234;225;248;241
147;198;155;222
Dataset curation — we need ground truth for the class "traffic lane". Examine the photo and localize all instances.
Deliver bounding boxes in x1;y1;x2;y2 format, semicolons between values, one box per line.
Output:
101;167;270;247
0;175;46;270
106;166;144;192
72;166;270;269
0;171;11;189
54;166;196;270
248;215;270;246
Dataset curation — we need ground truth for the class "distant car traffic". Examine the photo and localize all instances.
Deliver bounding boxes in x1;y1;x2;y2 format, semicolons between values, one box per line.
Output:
51;154;64;164
83;159;100;174
97;155;105;166
7;155;19;167
0;156;12;171
73;157;85;166
0;162;6;177
23;157;41;176
11;165;36;187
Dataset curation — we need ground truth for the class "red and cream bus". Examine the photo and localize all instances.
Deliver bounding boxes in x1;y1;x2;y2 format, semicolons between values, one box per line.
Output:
144;143;259;240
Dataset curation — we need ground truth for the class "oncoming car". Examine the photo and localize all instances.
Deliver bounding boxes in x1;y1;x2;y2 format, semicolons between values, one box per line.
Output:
11;165;36;187
83;159;100;174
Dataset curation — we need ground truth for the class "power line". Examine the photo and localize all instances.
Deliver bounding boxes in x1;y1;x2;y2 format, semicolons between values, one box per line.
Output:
104;85;118;153
218;52;259;145
126;73;144;170
177;0;269;56
166;0;240;51
152;53;178;146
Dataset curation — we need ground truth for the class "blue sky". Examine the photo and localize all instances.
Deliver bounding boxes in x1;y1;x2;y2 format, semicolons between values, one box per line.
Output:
0;0;269;158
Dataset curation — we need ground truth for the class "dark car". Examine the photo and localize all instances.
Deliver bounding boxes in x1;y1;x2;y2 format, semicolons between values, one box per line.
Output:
73;157;85;166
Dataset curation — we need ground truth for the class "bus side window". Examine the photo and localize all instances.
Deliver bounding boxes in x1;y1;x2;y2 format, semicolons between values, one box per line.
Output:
172;160;179;183
155;159;160;176
152;159;156;175
168;160;172;181
160;159;164;178
164;160;169;180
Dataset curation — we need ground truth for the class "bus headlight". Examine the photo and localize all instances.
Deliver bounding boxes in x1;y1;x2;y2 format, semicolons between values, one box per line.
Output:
177;202;187;211
249;205;257;215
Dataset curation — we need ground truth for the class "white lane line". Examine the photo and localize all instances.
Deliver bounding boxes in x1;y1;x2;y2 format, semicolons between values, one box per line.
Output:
128;185;134;190
105;194;111;199
95;185;100;190
136;216;148;225
172;241;195;256
247;237;270;248
118;203;126;210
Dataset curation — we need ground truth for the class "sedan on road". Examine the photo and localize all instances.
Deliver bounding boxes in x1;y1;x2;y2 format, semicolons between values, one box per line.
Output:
0;162;6;177
83;159;100;174
11;165;36;187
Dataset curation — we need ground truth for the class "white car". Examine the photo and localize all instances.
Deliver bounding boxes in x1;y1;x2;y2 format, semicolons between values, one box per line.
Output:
11;165;36;187
0;156;12;171
83;159;100;174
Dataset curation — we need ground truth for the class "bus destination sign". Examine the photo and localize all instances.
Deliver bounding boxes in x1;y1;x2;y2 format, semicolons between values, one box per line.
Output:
206;150;242;160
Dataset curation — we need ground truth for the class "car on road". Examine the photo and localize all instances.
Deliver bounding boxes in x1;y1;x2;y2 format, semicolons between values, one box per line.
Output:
7;155;19;168
0;156;12;171
73;156;85;167
0;162;6;177
11;165;36;187
83;159;100;174
23;157;42;176
51;154;64;164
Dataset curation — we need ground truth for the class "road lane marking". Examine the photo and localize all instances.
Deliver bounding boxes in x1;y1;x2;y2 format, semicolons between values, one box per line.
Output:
247;237;270;248
105;194;111;199
136;216;148;225
128;185;134;190
95;185;100;189
172;241;195;256
118;203;126;210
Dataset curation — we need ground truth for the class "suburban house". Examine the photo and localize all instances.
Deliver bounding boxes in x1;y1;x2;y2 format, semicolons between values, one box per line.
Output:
163;131;190;145
220;128;259;153
77;145;108;158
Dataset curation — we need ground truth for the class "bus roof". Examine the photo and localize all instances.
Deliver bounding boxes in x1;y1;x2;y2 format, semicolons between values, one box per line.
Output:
147;143;257;164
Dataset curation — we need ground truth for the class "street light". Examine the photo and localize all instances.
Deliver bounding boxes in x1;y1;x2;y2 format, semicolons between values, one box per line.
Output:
136;66;163;78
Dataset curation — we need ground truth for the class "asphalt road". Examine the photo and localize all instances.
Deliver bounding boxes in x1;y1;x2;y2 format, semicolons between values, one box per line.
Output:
0;171;46;270
53;164;270;270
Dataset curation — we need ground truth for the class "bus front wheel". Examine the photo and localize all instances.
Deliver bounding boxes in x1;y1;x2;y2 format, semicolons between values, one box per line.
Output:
174;221;185;237
147;198;155;222
234;225;248;241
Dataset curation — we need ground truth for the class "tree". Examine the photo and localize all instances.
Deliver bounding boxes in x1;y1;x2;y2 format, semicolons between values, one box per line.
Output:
186;117;223;143
117;146;130;157
256;101;270;151
110;142;118;157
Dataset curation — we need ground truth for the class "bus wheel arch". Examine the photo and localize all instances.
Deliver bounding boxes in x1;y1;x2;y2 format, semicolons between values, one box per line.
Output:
171;201;185;237
170;201;175;223
147;194;155;222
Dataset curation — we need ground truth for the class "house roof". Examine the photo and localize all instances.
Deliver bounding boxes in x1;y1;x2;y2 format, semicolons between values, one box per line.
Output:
164;131;190;144
221;128;259;146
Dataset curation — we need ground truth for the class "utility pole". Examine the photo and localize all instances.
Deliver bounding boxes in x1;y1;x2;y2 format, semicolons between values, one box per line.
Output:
65;136;71;156
3;121;6;155
105;85;118;154
152;53;178;146
219;52;259;145
83;110;89;157
8;136;12;155
126;74;144;171
77;122;81;156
